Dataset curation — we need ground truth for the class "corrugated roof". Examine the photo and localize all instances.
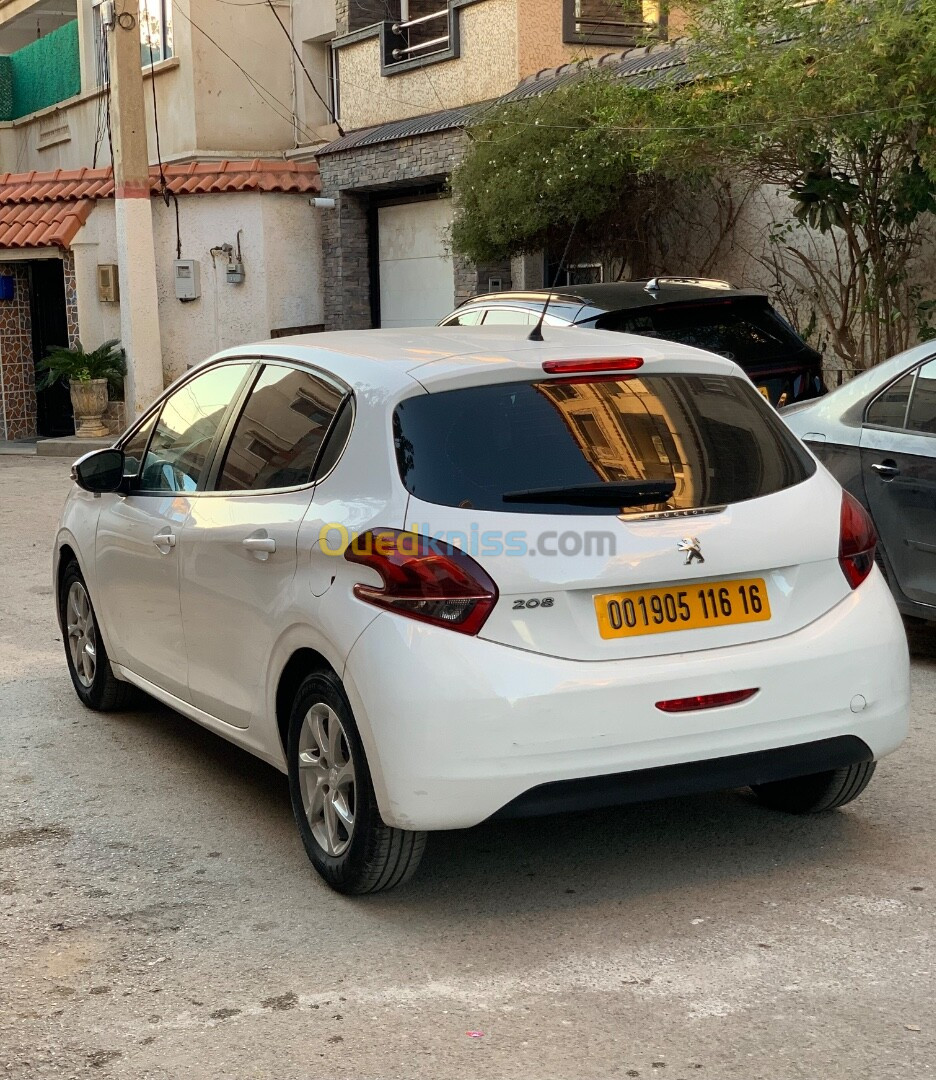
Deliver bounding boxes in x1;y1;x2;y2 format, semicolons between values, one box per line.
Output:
315;103;483;155
316;42;693;157
499;41;692;103
0;160;321;250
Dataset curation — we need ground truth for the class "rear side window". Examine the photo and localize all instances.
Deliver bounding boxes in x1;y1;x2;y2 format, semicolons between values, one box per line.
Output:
217;364;345;491
594;302;807;366
482;308;536;326
393;374;815;516
443;309;483;326
865;371;915;429
907;359;936;434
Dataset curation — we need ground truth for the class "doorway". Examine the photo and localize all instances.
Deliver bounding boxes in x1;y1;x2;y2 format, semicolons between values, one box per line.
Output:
29;259;72;437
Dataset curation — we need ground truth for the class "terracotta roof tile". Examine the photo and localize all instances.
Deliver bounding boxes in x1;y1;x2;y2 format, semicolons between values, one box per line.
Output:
0;198;95;250
0;160;320;250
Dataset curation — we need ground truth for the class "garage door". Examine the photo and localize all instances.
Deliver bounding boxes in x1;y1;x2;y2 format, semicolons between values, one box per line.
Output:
377;199;455;328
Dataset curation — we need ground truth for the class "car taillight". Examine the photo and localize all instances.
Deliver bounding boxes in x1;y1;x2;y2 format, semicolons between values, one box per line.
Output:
655;689;759;713
344;529;498;635
839;491;877;590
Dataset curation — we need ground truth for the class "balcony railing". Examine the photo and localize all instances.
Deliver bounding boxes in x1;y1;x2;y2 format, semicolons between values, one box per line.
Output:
379;4;456;73
562;0;661;48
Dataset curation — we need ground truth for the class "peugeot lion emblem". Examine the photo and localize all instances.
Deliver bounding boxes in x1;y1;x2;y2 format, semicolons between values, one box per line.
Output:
678;537;704;565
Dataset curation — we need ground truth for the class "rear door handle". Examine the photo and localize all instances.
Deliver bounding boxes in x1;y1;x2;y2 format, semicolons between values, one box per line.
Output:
152;531;177;553
871;461;900;480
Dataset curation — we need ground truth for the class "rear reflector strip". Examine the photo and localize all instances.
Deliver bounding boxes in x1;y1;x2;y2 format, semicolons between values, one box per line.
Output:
542;357;643;374
655;688;759;713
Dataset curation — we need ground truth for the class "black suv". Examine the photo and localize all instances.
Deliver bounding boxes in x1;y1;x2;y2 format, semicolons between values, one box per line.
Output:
440;278;825;405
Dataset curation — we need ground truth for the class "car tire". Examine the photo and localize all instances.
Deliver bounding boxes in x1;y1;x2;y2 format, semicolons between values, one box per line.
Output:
287;671;427;894
59;560;135;711
751;761;876;813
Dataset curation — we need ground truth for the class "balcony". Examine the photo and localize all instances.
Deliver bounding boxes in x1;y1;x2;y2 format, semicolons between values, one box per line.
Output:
0;9;80;121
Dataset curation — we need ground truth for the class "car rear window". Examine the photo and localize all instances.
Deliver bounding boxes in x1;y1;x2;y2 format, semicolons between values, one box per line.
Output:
593;301;807;366
393;374;815;516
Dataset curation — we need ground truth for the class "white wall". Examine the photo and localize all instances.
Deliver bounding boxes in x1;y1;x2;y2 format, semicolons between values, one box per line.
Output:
293;0;337;139
72;190;324;387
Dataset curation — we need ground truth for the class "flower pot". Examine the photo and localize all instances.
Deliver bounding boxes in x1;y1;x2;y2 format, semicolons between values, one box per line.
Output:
70;378;110;438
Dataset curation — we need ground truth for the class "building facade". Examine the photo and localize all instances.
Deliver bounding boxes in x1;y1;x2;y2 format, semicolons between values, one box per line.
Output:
316;0;675;330
0;0;339;440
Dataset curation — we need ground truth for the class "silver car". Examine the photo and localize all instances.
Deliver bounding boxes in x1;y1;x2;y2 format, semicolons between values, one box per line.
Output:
782;343;936;623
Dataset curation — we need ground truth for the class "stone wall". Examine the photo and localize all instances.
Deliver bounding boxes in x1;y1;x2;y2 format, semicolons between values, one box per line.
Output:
62;251;79;348
317;127;511;329
0;265;37;441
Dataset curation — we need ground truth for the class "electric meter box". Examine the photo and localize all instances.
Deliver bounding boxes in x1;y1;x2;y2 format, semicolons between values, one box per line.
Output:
174;259;201;300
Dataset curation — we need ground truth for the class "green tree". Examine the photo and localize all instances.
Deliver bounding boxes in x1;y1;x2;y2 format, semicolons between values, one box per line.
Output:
451;0;936;368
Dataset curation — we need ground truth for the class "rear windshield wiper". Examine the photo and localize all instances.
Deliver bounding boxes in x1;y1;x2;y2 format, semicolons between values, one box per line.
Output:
502;480;676;507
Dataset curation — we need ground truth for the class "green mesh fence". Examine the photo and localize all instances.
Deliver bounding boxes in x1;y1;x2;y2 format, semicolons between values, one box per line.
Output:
0;57;12;122
4;20;80;121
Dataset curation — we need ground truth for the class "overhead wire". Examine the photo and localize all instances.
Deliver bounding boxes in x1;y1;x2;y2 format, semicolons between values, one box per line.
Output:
143;0;183;259
264;0;345;134
172;0;322;145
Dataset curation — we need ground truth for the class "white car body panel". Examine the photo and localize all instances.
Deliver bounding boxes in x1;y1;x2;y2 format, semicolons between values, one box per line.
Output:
344;568;907;830
407;469;852;662
54;327;911;833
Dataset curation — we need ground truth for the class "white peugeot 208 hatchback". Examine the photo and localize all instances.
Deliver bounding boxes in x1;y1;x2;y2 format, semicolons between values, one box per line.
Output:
55;327;910;893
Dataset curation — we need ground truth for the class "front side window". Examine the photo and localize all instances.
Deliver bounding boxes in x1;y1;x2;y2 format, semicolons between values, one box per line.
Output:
216;365;345;491
907;359;936;435
137;365;249;492
394;373;815;516
122;413;157;479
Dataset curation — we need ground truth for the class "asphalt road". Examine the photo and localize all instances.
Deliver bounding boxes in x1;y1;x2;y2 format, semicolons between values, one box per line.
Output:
2;454;935;1080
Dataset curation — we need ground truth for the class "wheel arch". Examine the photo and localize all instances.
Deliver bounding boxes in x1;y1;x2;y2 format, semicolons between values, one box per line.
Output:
274;648;336;759
54;540;81;631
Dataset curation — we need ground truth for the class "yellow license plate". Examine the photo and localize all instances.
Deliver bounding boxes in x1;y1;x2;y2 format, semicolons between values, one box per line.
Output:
595;578;771;639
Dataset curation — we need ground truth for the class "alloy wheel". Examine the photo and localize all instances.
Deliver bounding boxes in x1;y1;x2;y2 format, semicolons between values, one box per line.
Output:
297;703;356;856
66;581;97;688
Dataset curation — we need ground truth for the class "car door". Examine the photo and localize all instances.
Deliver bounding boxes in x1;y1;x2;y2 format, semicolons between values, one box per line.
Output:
860;356;936;609
93;362;253;700
178;362;347;727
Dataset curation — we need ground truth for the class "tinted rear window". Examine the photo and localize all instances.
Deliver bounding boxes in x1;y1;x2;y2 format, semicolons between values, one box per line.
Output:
394;374;815;516
593;301;808;367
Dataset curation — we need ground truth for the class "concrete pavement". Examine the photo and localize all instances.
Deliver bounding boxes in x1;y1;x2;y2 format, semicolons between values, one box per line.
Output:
1;454;935;1079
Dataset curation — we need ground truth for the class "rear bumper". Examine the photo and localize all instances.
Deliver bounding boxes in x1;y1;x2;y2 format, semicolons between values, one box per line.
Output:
343;569;909;830
492;736;872;819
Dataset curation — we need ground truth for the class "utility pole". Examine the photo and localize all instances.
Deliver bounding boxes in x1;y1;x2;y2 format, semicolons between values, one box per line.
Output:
106;0;164;420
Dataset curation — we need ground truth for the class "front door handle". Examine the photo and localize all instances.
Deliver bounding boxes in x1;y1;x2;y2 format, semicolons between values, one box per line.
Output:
152;531;177;554
871;461;900;480
243;536;276;561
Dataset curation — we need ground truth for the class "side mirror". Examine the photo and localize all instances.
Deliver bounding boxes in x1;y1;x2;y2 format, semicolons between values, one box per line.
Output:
71;448;125;494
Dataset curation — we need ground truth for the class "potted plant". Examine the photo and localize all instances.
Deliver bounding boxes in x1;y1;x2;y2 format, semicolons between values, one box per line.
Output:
37;340;126;438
